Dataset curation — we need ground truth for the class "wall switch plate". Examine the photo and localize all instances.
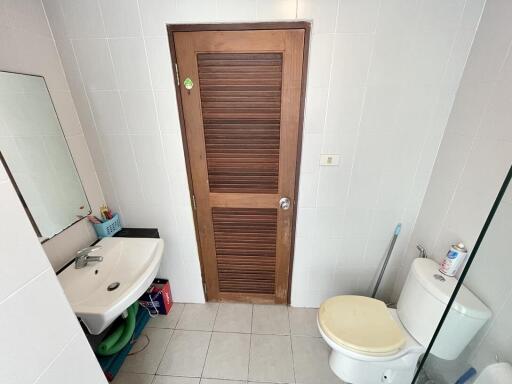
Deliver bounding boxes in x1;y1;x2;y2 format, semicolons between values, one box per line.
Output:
320;154;341;166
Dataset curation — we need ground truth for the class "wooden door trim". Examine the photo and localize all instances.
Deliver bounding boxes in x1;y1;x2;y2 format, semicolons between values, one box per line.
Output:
167;22;311;303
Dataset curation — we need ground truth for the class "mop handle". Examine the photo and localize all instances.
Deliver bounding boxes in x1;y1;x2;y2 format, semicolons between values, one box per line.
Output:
371;223;402;298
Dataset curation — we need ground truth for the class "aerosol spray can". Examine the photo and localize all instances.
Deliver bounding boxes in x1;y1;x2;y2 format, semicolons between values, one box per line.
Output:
439;242;468;277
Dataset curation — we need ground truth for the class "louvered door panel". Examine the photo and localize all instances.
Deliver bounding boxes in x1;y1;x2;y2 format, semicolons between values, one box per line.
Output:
171;26;307;303
213;208;277;294
198;53;282;193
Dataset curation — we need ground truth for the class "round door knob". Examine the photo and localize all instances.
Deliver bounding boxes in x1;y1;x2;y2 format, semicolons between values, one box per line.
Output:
279;197;291;210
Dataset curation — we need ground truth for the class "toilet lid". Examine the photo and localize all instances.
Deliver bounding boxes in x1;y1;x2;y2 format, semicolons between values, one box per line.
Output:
318;295;406;355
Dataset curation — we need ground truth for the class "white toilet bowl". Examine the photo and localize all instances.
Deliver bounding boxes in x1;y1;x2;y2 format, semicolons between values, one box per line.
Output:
317;296;424;384
318;259;492;384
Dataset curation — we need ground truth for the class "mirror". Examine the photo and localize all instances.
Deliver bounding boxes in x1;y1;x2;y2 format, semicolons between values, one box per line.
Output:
0;71;90;241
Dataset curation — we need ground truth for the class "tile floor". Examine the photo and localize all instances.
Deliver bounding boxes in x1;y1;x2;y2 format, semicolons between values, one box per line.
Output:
114;303;343;384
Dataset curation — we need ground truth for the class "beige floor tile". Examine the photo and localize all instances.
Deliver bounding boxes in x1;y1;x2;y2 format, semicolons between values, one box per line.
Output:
292;336;342;384
288;307;320;337
249;334;294;383
153;376;200;384
157;330;211;377
111;372;154;384
213;303;253;333
201;378;245;383
121;328;173;374
203;332;250;380
252;305;289;335
148;303;185;329
176;303;219;331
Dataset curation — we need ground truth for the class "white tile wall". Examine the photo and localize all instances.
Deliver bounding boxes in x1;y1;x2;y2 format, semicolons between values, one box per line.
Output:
0;0;105;270
42;0;485;305
0;164;106;384
391;0;512;376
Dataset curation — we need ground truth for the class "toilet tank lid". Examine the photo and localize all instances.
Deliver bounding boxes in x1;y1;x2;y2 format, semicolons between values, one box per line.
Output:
411;258;491;320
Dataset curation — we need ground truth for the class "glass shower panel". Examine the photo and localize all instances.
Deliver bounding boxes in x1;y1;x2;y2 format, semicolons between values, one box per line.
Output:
414;167;512;384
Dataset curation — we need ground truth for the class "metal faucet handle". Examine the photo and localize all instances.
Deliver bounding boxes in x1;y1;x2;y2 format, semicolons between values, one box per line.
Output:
416;244;427;258
77;245;102;255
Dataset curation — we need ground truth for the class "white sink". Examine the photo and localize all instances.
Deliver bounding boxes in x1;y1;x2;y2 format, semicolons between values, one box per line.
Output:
58;237;163;334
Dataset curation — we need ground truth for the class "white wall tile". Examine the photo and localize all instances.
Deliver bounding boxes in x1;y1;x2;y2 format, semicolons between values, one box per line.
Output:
2;0;106;273
138;0;177;37
297;172;319;208
307;33;334;87
480;81;512;142
65;134;105;213
51;91;82;136
88;90;127;134
176;0;218;23
101;134;144;206
59;0;106;39
393;0;512;374
337;0;381;33
375;0;421;35
316;166;349;208
0;270;79;384
99;0;142;38
330;33;374;87
43;0;484;309
300;133;322;174
72;38;117;91
36;332;106;384
445;81;493;137
145;37;174;90
298;0;338;34
131;134;172;203
217;0;258;22
462;0;512;83
0;180;50;302
417;0;465;34
5;0;52;38
155;90;180;134
109;37;152;90
256;0;297;20
460;0;486;31
366;32;411;86
324;85;365;133
303;86;328;133
120;90;159;134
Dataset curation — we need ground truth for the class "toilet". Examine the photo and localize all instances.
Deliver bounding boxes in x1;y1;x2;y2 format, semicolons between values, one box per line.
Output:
318;258;492;384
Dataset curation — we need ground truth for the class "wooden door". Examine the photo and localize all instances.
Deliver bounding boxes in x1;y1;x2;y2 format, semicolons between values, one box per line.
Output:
169;24;309;303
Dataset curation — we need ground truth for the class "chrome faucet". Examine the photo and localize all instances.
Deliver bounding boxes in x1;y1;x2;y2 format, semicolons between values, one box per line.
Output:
416;244;428;258
75;246;103;269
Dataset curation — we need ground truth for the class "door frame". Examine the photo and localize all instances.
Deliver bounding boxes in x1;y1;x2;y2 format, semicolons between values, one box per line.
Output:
167;21;311;303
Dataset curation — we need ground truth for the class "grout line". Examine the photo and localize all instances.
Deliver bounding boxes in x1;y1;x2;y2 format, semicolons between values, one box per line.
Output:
42;0;111;213
0;267;51;306
247;304;255;381
33;332;81;384
153;328;175;375
134;0;182;241
199;304;220;378
68;36;124;217
286;306;297;384
97;0;146;208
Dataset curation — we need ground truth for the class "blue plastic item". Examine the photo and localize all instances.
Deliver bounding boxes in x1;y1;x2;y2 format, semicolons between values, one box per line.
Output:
93;213;122;238
455;367;477;384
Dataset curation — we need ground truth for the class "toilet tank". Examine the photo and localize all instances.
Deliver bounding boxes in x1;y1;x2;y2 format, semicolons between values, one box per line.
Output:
397;258;491;360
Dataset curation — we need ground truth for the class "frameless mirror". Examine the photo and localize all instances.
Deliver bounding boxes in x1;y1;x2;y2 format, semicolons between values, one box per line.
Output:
0;71;90;242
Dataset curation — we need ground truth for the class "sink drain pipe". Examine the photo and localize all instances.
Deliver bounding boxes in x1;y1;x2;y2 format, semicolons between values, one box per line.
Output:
97;302;139;356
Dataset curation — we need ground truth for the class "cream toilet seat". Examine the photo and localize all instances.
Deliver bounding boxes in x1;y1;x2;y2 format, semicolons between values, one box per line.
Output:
318;295;406;356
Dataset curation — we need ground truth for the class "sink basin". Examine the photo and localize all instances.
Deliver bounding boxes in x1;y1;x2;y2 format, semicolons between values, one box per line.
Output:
58;237;164;334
